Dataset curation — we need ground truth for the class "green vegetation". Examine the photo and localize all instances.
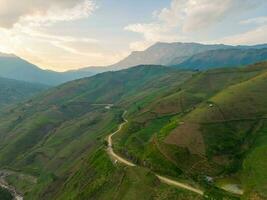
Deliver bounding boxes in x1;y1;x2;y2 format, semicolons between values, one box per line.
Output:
40;148;202;200
0;187;12;200
0;65;196;199
157;115;180;141
0;62;267;199
242;120;267;199
0;77;48;109
112;62;267;199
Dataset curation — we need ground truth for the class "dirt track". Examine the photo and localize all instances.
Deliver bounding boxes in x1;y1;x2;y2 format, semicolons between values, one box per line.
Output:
107;111;204;196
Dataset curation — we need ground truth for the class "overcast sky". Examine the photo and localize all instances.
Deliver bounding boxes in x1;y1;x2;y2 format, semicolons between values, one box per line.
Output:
0;0;267;71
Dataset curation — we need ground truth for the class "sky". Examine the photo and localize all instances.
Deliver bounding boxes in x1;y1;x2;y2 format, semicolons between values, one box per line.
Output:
0;0;267;72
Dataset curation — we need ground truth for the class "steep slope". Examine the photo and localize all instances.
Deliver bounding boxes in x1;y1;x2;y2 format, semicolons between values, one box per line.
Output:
0;77;48;109
110;42;267;70
0;65;196;200
174;48;267;70
176;66;267;199
1;62;267;199
41;149;202;200
0;53;95;85
110;42;232;69
112;62;267;199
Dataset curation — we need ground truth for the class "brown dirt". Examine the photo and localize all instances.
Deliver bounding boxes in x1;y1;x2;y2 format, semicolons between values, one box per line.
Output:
153;100;182;115
165;123;205;155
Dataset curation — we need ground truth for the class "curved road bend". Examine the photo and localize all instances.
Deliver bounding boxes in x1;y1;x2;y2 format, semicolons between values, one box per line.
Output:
107;111;204;196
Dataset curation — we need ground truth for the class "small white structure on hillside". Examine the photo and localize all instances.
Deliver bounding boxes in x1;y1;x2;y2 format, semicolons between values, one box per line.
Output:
209;104;214;108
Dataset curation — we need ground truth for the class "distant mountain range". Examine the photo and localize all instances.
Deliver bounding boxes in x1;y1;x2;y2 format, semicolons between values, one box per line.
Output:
174;48;267;70
1;42;267;85
0;54;97;85
108;42;232;69
109;42;267;69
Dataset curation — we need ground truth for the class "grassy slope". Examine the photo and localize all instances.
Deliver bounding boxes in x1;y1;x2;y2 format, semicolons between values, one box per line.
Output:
167;63;267;199
41;148;201;200
0;65;198;199
1;62;267;199
0;77;48;109
112;62;267;199
0;187;13;200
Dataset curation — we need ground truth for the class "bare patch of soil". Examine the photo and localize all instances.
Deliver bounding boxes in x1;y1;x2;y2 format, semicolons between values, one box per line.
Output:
165;123;205;155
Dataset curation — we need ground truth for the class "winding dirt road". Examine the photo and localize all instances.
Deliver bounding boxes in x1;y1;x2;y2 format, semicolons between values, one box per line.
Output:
107;111;204;196
107;111;136;167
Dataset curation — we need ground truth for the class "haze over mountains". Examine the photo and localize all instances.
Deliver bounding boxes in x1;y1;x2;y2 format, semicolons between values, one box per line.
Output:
5;43;266;77
1;42;267;86
0;53;95;85
0;77;48;109
174;48;267;70
109;42;232;69
0;42;267;199
109;42;267;69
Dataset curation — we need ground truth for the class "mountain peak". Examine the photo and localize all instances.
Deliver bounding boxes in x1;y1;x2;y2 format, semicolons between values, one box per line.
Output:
110;42;234;69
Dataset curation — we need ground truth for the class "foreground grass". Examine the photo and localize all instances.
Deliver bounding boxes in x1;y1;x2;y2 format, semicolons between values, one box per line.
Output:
41;148;203;200
0;187;12;200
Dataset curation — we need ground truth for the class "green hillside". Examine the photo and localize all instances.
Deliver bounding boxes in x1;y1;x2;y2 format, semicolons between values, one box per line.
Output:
0;63;267;199
0;187;12;200
174;48;267;70
0;65;198;199
0;77;48;109
112;62;267;199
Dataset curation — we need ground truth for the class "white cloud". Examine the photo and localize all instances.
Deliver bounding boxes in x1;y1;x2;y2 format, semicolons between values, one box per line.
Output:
158;0;261;32
128;41;153;51
216;24;267;45
0;21;128;71
0;0;117;71
23;1;95;27
15;25;99;43
0;0;95;28
0;23;126;70
240;16;267;25
125;0;267;50
125;23;182;42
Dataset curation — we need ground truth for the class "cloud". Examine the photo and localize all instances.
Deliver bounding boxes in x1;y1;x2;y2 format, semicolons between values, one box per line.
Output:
240;16;267;25
0;0;117;71
125;0;267;50
15;26;99;43
216;24;267;45
125;23;187;51
0;21;127;71
0;0;95;28
128;41;154;51
125;23;182;42
158;0;261;32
